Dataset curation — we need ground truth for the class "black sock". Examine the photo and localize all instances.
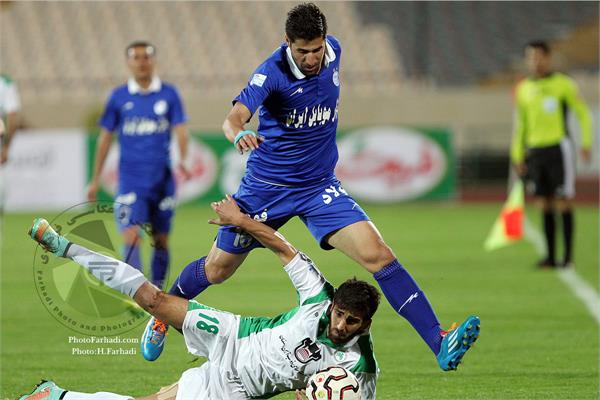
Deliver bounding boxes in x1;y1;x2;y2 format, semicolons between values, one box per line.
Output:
562;210;573;264
543;210;556;263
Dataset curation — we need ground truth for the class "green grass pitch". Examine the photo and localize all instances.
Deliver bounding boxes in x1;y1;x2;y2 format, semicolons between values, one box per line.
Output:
2;203;598;399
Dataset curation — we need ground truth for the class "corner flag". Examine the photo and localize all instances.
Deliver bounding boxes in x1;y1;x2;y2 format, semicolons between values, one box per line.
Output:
484;180;525;251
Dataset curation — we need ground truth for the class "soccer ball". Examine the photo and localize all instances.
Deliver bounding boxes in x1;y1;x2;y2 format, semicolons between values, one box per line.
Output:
305;366;361;400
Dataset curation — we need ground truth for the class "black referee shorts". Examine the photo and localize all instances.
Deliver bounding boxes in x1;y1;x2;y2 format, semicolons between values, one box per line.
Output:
525;139;576;199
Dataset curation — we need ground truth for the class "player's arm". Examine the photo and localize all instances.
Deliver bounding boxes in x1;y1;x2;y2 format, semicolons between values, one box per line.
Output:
510;85;528;176
173;123;191;179
222;102;263;154
87;129;113;201
564;78;593;162
208;195;297;264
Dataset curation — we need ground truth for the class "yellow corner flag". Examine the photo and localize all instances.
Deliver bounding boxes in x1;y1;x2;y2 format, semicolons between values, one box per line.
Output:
484;180;525;251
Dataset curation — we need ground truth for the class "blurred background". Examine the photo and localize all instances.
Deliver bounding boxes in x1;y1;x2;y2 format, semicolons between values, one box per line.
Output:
1;1;598;210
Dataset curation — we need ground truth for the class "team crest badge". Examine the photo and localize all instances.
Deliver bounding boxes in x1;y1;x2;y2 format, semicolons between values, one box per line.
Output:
294;338;322;363
332;68;340;87
154;100;168;115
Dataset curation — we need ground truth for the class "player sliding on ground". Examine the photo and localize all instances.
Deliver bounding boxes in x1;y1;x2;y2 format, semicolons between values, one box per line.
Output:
23;196;390;399
142;2;481;372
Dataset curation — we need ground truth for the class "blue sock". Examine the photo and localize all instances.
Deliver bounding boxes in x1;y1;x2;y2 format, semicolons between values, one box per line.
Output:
374;259;442;355
151;248;169;289
123;244;142;272
168;256;211;300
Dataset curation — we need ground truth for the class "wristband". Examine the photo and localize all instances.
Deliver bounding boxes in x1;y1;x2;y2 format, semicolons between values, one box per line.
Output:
234;130;257;147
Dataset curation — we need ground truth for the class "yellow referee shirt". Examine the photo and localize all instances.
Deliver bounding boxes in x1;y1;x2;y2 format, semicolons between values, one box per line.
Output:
510;72;592;163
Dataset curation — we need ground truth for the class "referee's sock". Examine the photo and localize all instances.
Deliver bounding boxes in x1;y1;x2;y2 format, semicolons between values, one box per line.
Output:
374;259;442;355
168;256;211;299
543;210;556;264
562;210;573;264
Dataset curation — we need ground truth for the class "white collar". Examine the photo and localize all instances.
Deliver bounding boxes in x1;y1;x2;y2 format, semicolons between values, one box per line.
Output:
127;76;162;94
285;39;336;80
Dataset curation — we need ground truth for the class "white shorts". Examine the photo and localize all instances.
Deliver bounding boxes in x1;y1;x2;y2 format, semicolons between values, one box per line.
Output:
177;301;249;400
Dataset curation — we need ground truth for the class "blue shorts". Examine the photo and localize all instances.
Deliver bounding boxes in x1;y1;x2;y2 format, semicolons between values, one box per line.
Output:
114;172;176;234
216;174;369;254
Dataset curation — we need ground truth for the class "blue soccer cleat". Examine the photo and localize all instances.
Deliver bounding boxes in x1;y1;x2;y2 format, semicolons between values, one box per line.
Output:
437;315;480;371
18;380;66;400
28;218;71;257
141;317;169;361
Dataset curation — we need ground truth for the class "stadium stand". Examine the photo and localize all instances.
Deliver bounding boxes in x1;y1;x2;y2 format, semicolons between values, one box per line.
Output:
356;1;599;86
0;1;403;101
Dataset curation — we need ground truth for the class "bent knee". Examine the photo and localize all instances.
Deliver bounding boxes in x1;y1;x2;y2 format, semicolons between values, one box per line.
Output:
204;257;238;284
360;242;396;273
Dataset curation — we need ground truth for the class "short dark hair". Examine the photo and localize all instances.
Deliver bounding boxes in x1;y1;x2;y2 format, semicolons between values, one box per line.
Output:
333;278;381;321
526;40;551;54
285;3;327;42
126;41;156;58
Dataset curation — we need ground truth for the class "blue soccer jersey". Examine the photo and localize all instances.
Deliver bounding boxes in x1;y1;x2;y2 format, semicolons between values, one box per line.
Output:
234;35;341;186
100;77;187;188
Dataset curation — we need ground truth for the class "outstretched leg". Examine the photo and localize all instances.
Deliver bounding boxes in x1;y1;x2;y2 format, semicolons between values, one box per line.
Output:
327;220;480;370
29;218;187;329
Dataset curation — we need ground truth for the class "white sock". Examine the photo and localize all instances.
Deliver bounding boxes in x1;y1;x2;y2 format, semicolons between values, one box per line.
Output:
66;244;148;298
63;391;133;400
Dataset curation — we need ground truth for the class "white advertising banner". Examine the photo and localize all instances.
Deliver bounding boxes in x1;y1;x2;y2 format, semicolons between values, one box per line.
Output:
2;129;87;211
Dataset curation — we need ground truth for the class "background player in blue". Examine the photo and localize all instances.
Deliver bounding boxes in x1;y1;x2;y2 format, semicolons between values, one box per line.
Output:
143;3;480;369
89;41;190;291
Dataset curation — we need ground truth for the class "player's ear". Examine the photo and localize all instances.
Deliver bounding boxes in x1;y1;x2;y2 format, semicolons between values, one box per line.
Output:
360;319;372;333
285;35;291;47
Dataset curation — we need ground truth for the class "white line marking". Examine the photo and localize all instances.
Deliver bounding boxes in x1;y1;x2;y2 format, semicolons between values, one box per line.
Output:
557;268;600;325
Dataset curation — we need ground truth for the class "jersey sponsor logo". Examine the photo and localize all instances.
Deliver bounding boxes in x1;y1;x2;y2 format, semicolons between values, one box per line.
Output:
290;87;304;96
122;116;169;136
153;100;168;115
250;73;267;87
333;68;340;87
285;99;339;129
294;337;322;364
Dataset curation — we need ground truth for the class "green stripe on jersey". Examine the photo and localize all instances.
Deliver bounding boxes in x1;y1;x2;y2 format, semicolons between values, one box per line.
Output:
302;282;334;305
187;300;219;312
237;307;300;339
350;335;378;374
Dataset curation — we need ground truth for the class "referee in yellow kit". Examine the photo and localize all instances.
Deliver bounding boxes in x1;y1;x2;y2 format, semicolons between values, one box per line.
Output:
511;40;592;268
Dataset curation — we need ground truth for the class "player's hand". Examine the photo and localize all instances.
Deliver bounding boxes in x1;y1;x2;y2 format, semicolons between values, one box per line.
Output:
87;181;99;202
514;162;526;177
208;195;245;226
177;161;192;181
295;389;307;400
235;133;264;154
581;148;591;163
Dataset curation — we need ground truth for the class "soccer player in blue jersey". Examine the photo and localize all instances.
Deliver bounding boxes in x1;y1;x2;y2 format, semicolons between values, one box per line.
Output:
88;41;189;290
142;3;480;369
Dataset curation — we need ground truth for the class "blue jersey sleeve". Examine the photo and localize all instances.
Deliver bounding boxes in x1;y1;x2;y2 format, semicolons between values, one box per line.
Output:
168;86;187;126
234;62;279;116
99;91;119;132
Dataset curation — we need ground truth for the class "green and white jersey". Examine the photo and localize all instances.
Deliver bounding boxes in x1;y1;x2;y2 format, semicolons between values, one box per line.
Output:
0;74;20;119
236;252;378;399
